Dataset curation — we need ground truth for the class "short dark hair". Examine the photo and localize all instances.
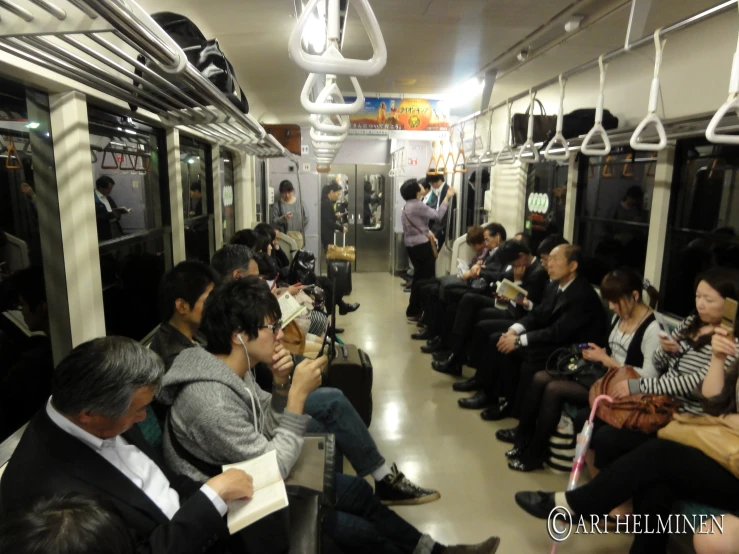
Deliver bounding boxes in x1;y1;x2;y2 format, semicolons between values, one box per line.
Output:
400;179;421;201
0;493;135;554
95;175;114;190
52;337;164;419
514;231;531;248
426;172;443;185
466;225;485;245
189;181;202;193
279;180;294;194
254;222;277;242
322;183;342;199
200;276;281;354
484;223;507;242
537;234;568;256
7;266;46;311
211;244;255;279
254;252;278;280
562;244;582;265
158;261;220;322
419;178;431;191
230;229;270;253
498;239;532;265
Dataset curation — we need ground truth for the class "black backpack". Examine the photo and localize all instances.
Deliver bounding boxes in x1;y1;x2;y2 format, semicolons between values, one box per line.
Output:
561;108;618;140
288;250;317;286
133;12;248;114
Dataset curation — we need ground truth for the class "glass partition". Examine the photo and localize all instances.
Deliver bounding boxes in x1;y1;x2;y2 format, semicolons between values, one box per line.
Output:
180;135;214;263
222;150;236;243
524;161;568;253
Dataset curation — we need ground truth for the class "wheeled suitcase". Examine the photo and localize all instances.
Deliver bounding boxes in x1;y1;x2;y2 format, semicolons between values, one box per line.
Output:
325;343;373;428
326;234;352;297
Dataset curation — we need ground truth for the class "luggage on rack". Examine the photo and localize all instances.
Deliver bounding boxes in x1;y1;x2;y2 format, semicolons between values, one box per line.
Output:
511;99;557;146
134;12;249;114
264;124;302;155
561;108;618;140
326;234;352;297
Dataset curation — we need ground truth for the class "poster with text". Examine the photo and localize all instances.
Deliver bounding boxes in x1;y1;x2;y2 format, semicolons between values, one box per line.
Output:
345;97;450;134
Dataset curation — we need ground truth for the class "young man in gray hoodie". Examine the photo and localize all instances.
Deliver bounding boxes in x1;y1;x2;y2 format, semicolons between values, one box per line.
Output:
159;277;501;554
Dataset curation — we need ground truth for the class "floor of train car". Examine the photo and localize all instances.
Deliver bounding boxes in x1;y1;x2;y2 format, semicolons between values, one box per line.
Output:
337;273;632;554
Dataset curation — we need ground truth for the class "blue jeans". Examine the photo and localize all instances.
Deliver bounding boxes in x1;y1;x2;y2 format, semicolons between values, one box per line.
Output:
324;474;434;554
304;387;385;477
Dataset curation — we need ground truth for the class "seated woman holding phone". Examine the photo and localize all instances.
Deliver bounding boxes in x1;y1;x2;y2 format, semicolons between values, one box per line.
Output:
497;268;662;472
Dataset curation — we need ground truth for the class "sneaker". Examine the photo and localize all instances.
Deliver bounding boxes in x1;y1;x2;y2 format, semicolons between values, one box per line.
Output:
374;463;440;506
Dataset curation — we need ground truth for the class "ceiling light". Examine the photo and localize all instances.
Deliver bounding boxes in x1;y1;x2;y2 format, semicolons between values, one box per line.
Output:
565;16;584;33
445;77;485;108
25;121;40;129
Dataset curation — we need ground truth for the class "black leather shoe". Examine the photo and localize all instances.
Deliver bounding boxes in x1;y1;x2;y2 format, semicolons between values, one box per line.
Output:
411;329;435;341
515;491;557;520
508;458;544;472
496;427;519;444
338;302;360;315
421;341;446;354
480;401;511;421
432;359;462;376
505;446;525;459
332;327;345;334
458;390;492;410
432;349;452;361
452;376;480;392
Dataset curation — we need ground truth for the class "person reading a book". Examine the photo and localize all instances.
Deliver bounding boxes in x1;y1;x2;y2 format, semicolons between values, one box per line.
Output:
457;245;607;421
94;175;128;241
158;277;501;554
0;337;256;554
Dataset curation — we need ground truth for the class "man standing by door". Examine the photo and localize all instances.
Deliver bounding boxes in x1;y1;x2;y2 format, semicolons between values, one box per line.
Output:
426;173;454;249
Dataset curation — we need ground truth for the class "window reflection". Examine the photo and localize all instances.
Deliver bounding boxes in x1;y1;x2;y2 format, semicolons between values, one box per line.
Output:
222;152;236;244
524;162;567;252
575;150;655;286
180;137;213;263
362;174;384;229
662;139;739;317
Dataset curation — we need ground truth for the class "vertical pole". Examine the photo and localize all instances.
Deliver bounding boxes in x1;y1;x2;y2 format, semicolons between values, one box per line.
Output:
563;152;579;242
644;144;675;293
235;151;256;231
166;128;186;263
212;145;223;250
47;91;104;350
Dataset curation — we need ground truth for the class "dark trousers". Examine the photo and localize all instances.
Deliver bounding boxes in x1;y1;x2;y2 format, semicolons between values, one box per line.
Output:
566;438;739;554
448;293;500;355
419;282;441;327
324;474;428;554
515;370;590;462
590;424;657;470
405;242;436;316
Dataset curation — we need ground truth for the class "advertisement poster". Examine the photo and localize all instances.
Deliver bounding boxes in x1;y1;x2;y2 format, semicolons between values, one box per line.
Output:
345;97;450;134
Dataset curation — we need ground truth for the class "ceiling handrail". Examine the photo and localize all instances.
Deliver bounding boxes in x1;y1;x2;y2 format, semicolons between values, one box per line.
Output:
310;127;348;143
301;73;364;115
544;74;569;161
288;0;387;78
630;29;668;151
706;1;739;144
496;101;516;165
518;89;541;164
581;55;612;156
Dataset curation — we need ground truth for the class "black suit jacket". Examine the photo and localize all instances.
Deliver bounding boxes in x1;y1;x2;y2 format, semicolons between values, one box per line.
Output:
0;410;232;554
502;259;550;319
517;274;607;348
479;247;507;284
95;194;124;241
429;183;455;246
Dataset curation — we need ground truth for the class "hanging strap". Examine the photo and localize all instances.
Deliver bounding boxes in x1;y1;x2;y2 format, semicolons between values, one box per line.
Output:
630;29;668;151
581;55;612;156
518;89;540;164
706;1;739;144
544;74;569;161
496;100;515;165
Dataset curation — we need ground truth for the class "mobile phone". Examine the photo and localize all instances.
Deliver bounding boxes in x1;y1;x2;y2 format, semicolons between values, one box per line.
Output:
722;298;738;340
576;343;591;350
318;332;332;359
653;312;667;331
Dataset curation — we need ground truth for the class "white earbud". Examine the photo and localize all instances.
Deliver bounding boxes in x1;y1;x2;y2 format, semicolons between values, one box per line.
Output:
236;333;262;434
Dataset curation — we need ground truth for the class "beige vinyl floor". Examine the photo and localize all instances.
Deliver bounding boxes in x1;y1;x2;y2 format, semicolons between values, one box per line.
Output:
336;272;634;554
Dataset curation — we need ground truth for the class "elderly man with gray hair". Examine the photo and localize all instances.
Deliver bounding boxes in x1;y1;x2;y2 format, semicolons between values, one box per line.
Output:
0;337;255;554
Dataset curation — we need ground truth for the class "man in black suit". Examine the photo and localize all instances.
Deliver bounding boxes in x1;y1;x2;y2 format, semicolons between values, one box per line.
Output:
94;176;126;242
459;244;607;420
433;239;549;379
0;337;254;554
425;173;454;249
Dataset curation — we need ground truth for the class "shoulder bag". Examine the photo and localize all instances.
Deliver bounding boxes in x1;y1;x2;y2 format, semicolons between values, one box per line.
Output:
403;207;438;258
545;345;608;389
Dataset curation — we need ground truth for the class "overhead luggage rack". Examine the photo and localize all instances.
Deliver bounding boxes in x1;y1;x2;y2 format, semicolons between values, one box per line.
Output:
0;0;293;159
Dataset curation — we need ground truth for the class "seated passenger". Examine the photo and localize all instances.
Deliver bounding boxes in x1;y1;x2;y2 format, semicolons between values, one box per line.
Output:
0;493;136;554
0;266;54;441
160;276;440;506
498;268;661;472
459;245;607;419
0;337;255;554
158;277;501;554
149;261;221;371
211;244;259;280
515;328;739;554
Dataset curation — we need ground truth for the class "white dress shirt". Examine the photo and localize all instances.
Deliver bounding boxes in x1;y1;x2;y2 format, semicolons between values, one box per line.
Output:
510;276;575;347
46;399;227;519
95;189;113;213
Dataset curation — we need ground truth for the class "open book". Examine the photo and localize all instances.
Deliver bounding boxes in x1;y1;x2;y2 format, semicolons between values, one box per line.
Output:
495;279;528;310
222;450;288;535
277;292;308;328
456;258;470;278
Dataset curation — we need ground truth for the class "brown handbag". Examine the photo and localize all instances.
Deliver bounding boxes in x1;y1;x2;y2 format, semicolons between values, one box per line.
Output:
588;366;680;434
403;207;438;259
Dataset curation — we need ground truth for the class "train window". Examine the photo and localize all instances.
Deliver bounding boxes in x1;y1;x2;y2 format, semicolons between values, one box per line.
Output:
0;80;57;442
361;174;384;230
574;150;656;286
524;162;568;252
88;109;171;342
222;151;236;244
180;136;214;263
661;139;739;317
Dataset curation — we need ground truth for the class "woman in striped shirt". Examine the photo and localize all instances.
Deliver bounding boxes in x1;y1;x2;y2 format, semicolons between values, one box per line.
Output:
590;267;739;472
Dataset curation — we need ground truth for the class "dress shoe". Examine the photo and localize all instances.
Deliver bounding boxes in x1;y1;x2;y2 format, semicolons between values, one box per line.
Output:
338;302;360;315
504;446;525;459
458;390;492;410
452;376;480;392
421;338;445;354
495;427;519;444
332;327;344;334
432;349;452;361
403;286;412;293
411;329;435;341
480;401;511;421
406;315;420;323
432;353;462;375
444;536;501;554
514;491;557;520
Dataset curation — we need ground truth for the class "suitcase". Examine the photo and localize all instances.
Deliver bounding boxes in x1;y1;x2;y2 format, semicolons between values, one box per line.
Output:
326;234;352;297
325;343;373;427
264;124;302;156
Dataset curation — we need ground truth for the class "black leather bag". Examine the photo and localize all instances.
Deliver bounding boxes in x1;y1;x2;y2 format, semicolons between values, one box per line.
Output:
512;99;557;146
545;345;607;389
561;108;619;140
136;12;248;113
288;250;317;286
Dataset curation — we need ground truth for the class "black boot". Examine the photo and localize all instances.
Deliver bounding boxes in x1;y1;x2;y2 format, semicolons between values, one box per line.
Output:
411;329;436;341
452;375;480;392
338;301;360;315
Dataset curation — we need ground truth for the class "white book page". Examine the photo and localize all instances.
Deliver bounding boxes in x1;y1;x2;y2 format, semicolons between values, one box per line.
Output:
226;480;288;535
223;449;282;491
277;293;307;327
